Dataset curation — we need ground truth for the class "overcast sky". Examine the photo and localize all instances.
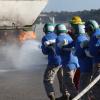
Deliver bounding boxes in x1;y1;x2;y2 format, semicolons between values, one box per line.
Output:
43;0;100;12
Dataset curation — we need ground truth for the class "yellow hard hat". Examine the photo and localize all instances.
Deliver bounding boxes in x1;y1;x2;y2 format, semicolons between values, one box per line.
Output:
70;16;85;25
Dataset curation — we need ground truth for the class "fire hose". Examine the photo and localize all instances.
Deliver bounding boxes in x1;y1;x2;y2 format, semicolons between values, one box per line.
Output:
72;74;100;100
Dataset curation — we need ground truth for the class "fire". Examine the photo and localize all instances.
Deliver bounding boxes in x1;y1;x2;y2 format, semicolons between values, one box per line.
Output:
18;31;36;42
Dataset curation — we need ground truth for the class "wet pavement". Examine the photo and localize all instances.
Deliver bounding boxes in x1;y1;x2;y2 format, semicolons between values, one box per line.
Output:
0;65;61;100
0;68;47;100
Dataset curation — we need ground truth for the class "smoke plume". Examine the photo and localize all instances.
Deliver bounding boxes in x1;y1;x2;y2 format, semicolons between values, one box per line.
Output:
0;40;47;71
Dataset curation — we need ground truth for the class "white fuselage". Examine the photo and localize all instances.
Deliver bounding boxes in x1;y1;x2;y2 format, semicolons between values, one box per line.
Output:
0;0;48;27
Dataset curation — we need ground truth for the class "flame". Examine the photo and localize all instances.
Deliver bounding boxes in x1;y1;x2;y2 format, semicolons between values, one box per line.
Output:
18;31;36;42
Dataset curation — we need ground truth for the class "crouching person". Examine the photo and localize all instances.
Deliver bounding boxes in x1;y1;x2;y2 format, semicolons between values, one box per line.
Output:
41;23;63;100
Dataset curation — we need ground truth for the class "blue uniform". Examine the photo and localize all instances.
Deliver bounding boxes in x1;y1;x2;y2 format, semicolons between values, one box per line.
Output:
56;33;78;97
41;32;63;97
75;33;93;73
75;33;93;100
88;29;100;100
89;29;100;64
56;33;79;70
41;32;61;66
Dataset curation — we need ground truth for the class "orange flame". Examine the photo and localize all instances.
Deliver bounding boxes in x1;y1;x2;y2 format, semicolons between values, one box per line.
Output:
18;31;36;42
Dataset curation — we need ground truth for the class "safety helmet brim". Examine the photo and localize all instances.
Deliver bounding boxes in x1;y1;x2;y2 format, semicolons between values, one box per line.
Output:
70;20;85;25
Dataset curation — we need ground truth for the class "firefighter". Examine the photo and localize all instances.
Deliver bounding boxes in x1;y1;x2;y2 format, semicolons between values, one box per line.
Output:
68;27;80;91
85;20;100;100
70;16;93;100
55;24;78;100
41;23;63;100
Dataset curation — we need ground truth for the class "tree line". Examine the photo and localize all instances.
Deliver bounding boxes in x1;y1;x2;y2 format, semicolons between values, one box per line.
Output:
36;9;100;24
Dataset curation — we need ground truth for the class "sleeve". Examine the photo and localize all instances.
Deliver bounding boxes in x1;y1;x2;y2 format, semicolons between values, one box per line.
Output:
75;40;87;58
41;37;48;55
89;36;100;56
61;35;74;51
41;37;57;55
56;38;62;55
62;41;74;51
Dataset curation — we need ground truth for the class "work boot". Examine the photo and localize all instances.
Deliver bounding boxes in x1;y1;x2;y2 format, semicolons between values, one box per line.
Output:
56;95;70;100
48;93;55;100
